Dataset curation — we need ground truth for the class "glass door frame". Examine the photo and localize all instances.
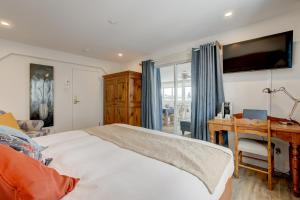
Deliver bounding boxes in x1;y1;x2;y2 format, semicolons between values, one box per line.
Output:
160;61;191;135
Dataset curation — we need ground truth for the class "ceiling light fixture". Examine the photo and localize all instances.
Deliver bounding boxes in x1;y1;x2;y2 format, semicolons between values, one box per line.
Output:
224;11;233;17
0;20;12;28
118;53;123;57
82;48;90;53
108;19;119;25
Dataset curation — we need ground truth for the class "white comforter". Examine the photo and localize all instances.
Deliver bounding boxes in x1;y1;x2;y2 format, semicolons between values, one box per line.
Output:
34;125;234;200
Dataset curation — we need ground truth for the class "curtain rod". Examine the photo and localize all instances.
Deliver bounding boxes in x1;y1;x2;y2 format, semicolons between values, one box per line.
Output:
139;60;156;66
193;41;222;51
139;41;221;66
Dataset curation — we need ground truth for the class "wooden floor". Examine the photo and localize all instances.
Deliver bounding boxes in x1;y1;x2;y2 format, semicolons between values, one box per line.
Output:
233;168;296;200
165;131;294;199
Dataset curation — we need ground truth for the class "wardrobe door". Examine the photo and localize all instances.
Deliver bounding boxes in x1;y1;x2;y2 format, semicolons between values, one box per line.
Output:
128;75;141;126
115;77;128;123
104;106;115;125
104;79;116;124
115;77;128;105
105;79;116;104
115;107;127;123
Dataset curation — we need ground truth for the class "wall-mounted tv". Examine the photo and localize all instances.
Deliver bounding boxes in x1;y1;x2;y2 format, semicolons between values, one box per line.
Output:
223;31;293;73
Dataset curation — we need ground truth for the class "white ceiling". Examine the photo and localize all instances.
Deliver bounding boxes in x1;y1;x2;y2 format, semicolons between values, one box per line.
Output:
0;0;300;64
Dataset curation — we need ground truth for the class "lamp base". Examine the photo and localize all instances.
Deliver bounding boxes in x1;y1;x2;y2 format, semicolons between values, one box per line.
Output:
279;121;295;126
279;120;300;126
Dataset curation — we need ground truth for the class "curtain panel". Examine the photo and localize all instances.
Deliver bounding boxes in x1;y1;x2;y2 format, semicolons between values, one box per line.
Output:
141;60;163;130
191;42;225;140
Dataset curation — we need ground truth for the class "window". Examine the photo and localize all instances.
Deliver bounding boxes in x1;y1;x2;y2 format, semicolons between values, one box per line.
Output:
163;88;174;99
185;87;192;101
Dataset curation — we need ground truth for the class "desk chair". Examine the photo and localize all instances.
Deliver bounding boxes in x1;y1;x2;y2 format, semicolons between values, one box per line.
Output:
240;109;271;164
234;117;274;190
241;109;273;168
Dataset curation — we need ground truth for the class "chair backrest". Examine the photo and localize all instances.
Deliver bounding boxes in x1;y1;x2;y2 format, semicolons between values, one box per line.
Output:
234;118;270;137
243;109;268;120
234;117;272;165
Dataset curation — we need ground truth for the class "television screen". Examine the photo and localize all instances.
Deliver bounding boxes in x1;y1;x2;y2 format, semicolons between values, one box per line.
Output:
223;31;293;73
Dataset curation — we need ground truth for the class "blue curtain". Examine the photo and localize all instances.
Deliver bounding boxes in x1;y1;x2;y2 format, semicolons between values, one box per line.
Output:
191;42;225;141
141;60;163;130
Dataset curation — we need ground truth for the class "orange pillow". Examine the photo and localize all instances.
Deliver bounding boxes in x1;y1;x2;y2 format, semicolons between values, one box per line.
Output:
0;112;21;130
0;145;79;199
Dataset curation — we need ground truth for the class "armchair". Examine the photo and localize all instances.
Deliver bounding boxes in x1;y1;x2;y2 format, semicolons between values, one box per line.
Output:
0;110;47;138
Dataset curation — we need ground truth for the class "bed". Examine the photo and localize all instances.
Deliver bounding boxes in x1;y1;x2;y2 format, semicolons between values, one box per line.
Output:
33;124;234;200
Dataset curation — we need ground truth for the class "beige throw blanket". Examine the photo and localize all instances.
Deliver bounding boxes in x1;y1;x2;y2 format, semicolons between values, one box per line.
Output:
85;124;231;194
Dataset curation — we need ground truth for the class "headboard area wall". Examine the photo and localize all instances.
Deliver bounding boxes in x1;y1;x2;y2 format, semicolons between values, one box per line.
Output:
0;39;121;133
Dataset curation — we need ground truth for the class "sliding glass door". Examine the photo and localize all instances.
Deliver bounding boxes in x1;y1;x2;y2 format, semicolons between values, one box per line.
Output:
161;65;175;133
160;62;191;136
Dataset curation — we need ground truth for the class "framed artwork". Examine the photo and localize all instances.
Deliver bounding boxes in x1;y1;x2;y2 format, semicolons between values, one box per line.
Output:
30;64;54;127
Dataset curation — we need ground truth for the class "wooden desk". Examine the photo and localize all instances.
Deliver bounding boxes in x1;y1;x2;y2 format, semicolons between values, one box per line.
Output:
208;116;300;197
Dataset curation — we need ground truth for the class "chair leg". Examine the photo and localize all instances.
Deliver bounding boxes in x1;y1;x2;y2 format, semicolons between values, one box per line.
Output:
268;155;273;190
271;155;274;175
268;171;272;190
239;151;243;164
235;151;240;178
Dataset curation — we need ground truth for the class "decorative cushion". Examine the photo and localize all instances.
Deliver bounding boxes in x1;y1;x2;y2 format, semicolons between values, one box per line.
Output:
0;125;51;164
0;145;79;199
0;112;21;130
238;138;274;157
0;125;43;151
0;133;42;160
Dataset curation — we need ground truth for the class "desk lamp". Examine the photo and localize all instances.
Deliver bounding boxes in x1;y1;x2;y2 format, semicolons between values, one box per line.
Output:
263;87;300;125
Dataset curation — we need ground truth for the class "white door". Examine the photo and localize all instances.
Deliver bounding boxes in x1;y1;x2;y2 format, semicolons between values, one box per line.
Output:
72;69;103;130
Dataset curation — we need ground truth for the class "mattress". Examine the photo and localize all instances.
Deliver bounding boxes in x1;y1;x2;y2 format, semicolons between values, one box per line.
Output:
34;124;234;200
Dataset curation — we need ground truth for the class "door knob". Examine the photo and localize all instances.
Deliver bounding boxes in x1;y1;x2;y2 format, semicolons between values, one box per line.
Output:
73;96;80;104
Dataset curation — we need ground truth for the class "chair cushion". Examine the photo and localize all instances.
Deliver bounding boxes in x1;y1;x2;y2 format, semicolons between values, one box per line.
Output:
17;120;44;131
0;113;21;130
26;130;48;138
0;145;79;200
238;138;273;157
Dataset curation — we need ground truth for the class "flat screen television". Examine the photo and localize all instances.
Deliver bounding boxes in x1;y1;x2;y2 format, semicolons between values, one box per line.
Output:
223;31;293;73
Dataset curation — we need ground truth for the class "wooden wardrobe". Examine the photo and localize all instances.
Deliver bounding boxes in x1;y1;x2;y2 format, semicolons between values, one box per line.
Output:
103;71;141;126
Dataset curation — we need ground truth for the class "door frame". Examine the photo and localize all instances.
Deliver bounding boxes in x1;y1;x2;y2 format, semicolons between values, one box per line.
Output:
72;67;104;129
160;61;192;134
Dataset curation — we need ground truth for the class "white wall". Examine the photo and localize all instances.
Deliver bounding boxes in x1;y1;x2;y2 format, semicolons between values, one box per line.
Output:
123;10;300;173
0;39;121;133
